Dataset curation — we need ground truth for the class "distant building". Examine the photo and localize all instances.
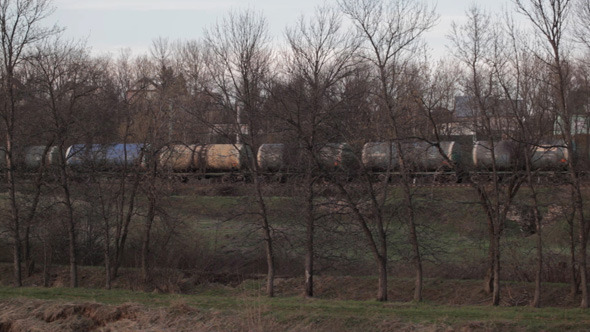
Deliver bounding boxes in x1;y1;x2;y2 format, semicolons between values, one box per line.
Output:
554;115;590;136
441;96;521;140
454;96;479;118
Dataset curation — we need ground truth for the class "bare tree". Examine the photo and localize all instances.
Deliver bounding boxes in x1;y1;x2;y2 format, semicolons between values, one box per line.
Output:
204;9;276;296
492;13;558;307
28;37;105;287
134;40;186;282
0;0;58;287
512;0;590;308
449;5;526;306
279;4;358;297
339;0;437;302
175;40;216;143
106;50;145;283
574;0;590;53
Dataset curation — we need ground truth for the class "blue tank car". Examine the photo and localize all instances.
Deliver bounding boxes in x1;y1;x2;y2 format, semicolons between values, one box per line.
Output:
66;143;147;169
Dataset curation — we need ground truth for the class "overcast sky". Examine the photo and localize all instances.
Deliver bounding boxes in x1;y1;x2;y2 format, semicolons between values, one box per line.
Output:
49;0;514;58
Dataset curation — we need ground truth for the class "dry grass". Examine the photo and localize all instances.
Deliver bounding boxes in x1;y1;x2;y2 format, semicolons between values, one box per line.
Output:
0;297;454;332
1;281;590;332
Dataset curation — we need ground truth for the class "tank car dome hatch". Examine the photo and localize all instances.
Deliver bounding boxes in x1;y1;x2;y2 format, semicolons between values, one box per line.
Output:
257;144;284;172
472;140;518;170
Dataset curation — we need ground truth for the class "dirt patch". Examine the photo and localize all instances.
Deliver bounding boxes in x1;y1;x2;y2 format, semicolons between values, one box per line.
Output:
0;299;232;332
0;300;140;332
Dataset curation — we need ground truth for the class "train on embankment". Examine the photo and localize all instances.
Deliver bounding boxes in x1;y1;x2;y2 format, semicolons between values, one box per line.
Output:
2;138;574;183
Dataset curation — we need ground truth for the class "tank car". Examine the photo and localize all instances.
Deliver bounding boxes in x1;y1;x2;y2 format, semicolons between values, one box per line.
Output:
531;142;569;169
401;141;461;171
159;144;206;172
361;142;399;171
159;143;253;172
204;144;253;171
24;145;60;169
66;143;147;169
472;140;520;170
362;141;460;171
257;143;284;172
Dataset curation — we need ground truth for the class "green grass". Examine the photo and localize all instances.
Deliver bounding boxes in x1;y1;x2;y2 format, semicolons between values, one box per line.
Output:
1;286;589;331
2;185;589;330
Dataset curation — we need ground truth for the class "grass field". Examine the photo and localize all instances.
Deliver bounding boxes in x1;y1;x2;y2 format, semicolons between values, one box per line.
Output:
1;283;590;331
1;183;590;330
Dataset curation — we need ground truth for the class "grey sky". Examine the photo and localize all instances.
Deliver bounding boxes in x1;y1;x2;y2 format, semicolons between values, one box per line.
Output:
50;0;513;57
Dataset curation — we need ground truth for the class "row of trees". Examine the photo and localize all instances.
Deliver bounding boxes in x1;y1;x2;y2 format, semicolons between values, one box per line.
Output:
2;0;590;308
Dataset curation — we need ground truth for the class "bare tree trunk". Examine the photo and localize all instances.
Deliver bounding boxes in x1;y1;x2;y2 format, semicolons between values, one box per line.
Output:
376;203;388;302
104;244;112;290
264;226;275;297
113;175;141;279
141;193;156;283
12;226;22;287
103;211;112;289
570;166;588;307
253;175;275;297
304;175;314;297
580;220;589;308
532;206;543;307
304;223;314;297
59;150;78;288
480;191;495;295
24;225;33;277
42;240;51;287
335;180;389;301
569;211;579;297
377;254;388;302
22;144;53;279
7;140;22;287
5;26;22;292
402;179;422;302
67;215;78;288
409;218;422;302
67;208;77;288
484;242;495;294
476;181;517;306
492;233;501;306
529;182;543;308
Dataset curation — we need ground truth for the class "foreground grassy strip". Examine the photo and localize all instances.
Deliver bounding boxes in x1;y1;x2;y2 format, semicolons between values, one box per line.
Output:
1;286;590;331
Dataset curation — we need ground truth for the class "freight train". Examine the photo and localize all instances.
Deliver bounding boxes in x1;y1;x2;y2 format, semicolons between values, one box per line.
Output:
8;139;571;181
